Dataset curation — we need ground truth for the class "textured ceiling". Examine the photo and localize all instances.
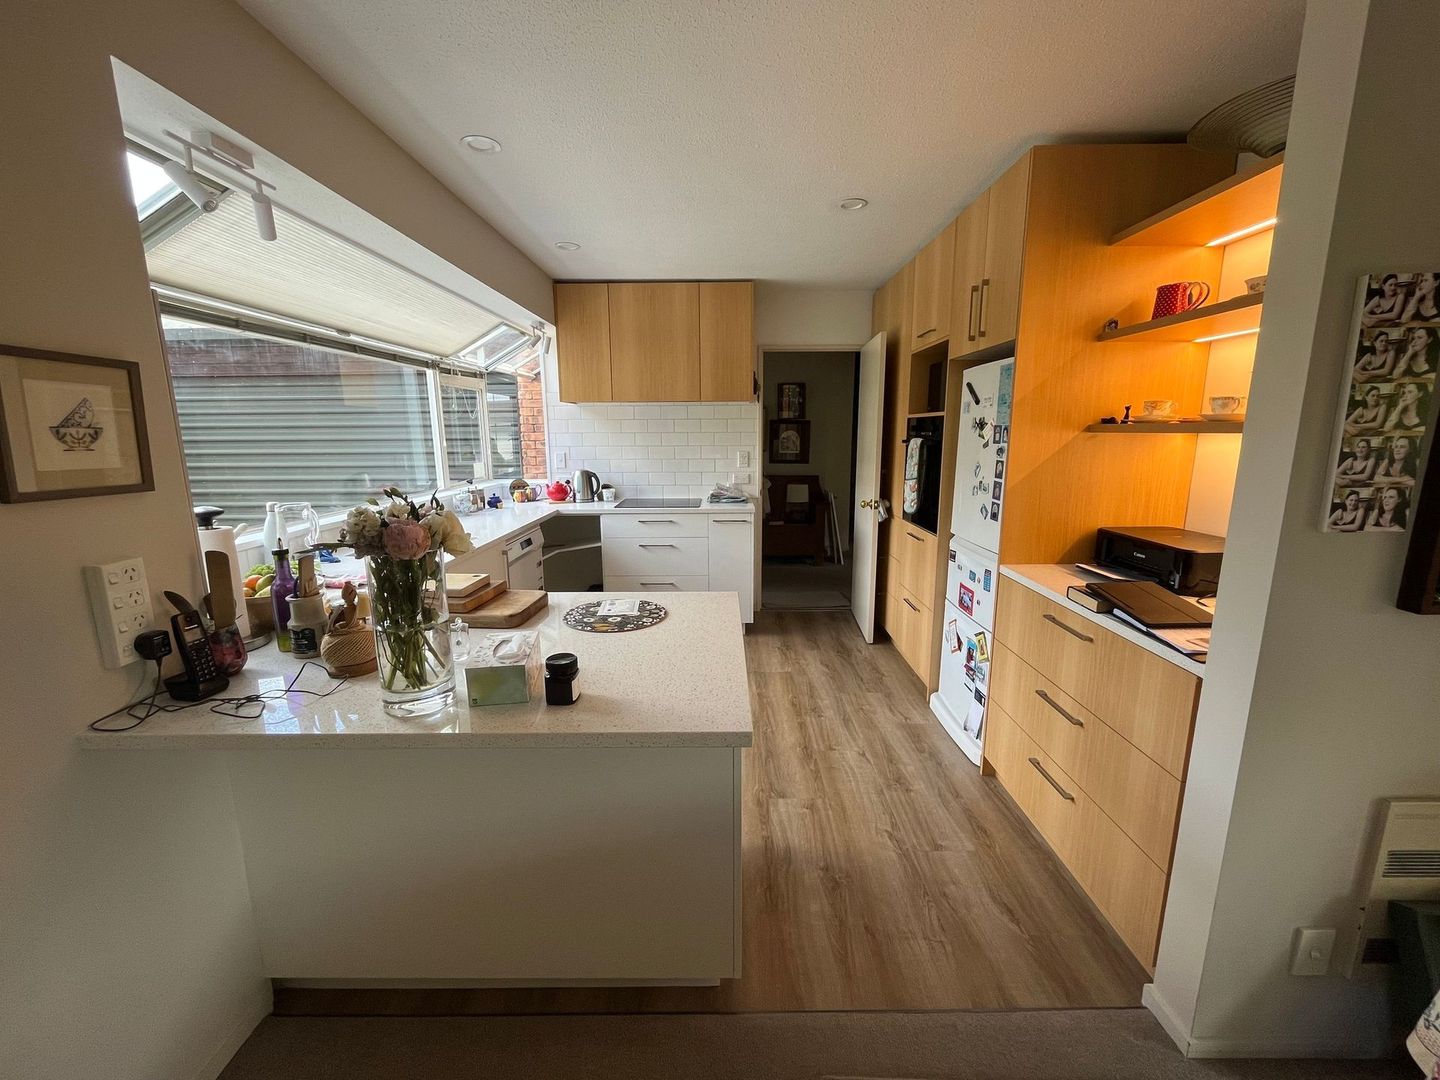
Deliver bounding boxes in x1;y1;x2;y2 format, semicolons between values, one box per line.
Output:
236;0;1304;288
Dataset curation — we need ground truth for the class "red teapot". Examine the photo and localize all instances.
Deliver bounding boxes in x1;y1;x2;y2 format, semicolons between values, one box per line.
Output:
545;478;573;502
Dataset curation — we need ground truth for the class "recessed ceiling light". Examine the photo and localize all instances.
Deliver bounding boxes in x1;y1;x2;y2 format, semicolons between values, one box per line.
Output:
554;241;581;251
461;134;502;153
839;197;868;211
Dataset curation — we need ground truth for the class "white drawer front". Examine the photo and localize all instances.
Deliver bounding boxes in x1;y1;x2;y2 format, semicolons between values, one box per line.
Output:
601;514;709;539
602;536;709;576
603;575;710;592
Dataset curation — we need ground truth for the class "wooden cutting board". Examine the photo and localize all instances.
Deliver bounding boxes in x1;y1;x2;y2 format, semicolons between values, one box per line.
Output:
458;589;548;628
450;579;507;613
445;572;492;600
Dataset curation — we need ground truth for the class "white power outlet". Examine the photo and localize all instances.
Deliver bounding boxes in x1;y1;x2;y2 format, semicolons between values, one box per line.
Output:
1290;927;1336;976
731;472;752;485
84;557;154;668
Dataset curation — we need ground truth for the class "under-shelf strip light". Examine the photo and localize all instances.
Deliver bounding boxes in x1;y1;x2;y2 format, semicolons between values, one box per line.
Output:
1205;217;1277;247
1194;328;1261;344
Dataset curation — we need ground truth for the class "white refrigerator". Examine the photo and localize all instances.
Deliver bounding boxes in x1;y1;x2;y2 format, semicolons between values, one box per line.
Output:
930;357;1014;766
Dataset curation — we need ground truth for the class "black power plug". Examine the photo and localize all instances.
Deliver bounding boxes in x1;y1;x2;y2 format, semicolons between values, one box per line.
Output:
134;628;172;662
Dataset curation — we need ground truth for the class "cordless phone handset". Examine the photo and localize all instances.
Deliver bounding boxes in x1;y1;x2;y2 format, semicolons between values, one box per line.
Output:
164;610;230;702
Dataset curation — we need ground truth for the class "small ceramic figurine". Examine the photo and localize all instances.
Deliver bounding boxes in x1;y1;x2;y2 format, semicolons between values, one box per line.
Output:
320;581;377;677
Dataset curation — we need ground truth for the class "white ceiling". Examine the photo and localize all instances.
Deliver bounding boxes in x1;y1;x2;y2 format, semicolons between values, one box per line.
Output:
236;0;1304;289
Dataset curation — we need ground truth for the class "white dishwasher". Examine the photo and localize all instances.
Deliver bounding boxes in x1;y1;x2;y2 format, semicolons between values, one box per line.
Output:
504;529;545;591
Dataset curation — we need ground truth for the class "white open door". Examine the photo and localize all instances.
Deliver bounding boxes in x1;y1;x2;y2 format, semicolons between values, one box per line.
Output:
851;331;886;642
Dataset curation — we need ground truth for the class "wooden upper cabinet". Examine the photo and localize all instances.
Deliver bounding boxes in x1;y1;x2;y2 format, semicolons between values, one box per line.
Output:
910;219;955;351
977;153;1032;349
553;283;612;402
608;282;700;401
949;190;990;359
698;281;755;401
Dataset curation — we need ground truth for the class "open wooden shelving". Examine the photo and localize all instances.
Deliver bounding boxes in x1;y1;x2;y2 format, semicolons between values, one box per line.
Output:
1111;154;1284;247
1098;291;1263;343
1084;420;1244;434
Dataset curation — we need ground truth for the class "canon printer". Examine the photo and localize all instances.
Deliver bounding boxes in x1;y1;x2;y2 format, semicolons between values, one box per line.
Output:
1094;526;1224;597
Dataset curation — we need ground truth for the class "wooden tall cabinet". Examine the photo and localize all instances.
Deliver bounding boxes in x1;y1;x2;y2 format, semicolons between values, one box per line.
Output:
950;192;989;355
950;154;1030;360
910;220;955;351
553;281;754;403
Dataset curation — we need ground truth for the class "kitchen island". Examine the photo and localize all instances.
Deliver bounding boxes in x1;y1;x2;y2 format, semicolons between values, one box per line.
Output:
80;592;751;985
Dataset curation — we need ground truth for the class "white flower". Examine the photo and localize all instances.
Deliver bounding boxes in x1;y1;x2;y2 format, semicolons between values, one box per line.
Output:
382;501;411;520
344;506;383;550
424;509;474;556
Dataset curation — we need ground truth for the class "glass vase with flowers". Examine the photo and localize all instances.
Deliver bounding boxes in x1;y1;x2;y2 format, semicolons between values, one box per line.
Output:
326;488;475;716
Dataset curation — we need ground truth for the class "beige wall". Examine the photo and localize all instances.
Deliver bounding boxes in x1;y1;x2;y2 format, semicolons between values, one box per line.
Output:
755;284;873;348
1149;0;1440;1058
0;2;549;1077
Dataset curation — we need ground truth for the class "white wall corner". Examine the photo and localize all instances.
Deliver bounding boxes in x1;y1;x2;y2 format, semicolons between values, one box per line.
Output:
1142;982;1194;1055
191;981;272;1080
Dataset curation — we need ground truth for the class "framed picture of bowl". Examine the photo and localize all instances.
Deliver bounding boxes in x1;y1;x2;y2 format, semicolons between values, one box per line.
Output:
0;345;153;502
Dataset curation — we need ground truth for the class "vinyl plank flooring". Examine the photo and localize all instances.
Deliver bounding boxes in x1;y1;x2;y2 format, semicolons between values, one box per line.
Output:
275;611;1147;1017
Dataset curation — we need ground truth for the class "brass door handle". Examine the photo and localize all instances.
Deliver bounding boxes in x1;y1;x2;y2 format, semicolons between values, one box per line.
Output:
859;498;877;510
1035;689;1084;727
1029;757;1075;801
1043;613;1093;642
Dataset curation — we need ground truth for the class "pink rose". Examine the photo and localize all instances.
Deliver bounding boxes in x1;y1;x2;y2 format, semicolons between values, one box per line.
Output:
381;519;431;560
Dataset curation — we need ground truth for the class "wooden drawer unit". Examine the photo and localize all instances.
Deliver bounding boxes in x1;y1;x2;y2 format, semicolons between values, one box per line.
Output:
990;641;1182;870
994;581;1198;777
897;526;938;603
1073;794;1169;967
891;584;933;680
601;536;709;577
986;704;1084;867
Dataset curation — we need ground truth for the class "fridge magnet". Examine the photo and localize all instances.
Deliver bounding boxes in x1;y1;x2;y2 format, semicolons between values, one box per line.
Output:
1322;273;1440;532
777;382;806;419
769;419;810;463
973;630;990;664
958;583;975;617
0;344;153;503
945;619;961;653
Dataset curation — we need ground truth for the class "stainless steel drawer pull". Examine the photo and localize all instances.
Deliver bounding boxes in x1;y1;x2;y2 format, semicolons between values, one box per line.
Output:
714;519;749;523
1035;689;1084;727
1042;613;1093;642
1029;757;1075;801
638;519;677;524
903;598;920;613
638;543;678;549
640;581;677;587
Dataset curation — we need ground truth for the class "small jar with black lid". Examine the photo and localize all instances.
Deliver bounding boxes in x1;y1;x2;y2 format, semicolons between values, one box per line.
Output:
544;652;580;706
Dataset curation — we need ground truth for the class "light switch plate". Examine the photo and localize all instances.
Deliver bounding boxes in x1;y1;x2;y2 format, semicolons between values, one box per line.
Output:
84;557;154;668
555;449;568;470
736;450;751;467
1290;927;1336;976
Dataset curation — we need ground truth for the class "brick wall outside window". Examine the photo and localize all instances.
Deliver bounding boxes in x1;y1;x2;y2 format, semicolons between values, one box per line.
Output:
519;374;549;479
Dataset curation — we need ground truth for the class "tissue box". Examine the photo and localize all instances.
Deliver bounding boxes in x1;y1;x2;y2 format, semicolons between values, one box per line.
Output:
463;631;543;707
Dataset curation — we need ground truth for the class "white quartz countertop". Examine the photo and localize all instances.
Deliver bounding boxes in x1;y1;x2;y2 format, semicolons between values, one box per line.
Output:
78;592;753;750
1000;564;1208;678
453;498;755;552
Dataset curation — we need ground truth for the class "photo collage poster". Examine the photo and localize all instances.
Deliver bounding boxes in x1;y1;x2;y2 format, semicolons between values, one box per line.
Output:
1323;272;1440;533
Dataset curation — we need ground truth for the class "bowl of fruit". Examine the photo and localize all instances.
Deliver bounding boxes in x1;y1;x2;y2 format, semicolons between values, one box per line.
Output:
242;563;277;634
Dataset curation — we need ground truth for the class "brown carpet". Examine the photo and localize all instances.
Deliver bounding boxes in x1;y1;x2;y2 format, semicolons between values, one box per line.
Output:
219;1009;1410;1080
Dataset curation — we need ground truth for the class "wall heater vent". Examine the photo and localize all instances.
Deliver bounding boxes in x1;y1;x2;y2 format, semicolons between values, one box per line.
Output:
1349;799;1440;978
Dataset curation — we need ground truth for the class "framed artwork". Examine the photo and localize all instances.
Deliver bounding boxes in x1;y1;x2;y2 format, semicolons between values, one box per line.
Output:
0;345;154;502
777;382;806;419
769;419;810;464
1321;273;1440;533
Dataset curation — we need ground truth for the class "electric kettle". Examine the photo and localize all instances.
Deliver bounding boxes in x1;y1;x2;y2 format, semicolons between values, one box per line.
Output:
571;469;601;503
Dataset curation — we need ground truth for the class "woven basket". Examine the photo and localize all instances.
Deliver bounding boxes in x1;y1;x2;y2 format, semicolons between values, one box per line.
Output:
321;625;377;677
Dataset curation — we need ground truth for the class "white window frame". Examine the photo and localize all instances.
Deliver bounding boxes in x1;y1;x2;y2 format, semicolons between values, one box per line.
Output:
432;368;497;488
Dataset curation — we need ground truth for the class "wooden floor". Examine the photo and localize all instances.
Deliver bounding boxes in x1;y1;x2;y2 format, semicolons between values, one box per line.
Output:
276;611;1147;1016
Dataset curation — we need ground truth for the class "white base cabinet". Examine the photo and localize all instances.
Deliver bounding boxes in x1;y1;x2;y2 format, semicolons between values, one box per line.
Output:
600;514;754;623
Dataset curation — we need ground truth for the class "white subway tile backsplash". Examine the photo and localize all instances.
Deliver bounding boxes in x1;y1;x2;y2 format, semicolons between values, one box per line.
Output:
547;398;759;500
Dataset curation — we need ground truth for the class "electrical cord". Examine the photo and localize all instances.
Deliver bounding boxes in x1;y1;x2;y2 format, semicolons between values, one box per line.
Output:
88;660;349;732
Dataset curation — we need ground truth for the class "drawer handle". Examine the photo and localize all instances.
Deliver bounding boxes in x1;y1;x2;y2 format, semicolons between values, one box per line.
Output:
1042;613;1093;642
714;518;749;523
1035;689;1083;727
638;519;678;524
903;598;920;613
638;543;678;549
907;532;923;542
917;327;937;338
640;581;678;587
1029;757;1075;801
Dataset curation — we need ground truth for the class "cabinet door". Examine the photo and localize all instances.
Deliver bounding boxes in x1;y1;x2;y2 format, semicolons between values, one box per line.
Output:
708;514;755;623
910;220;955;351
948;191;990;359
897;526;937;603
699;282;755;402
608;283;700;401
553;283;612;402
977;154;1031;348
